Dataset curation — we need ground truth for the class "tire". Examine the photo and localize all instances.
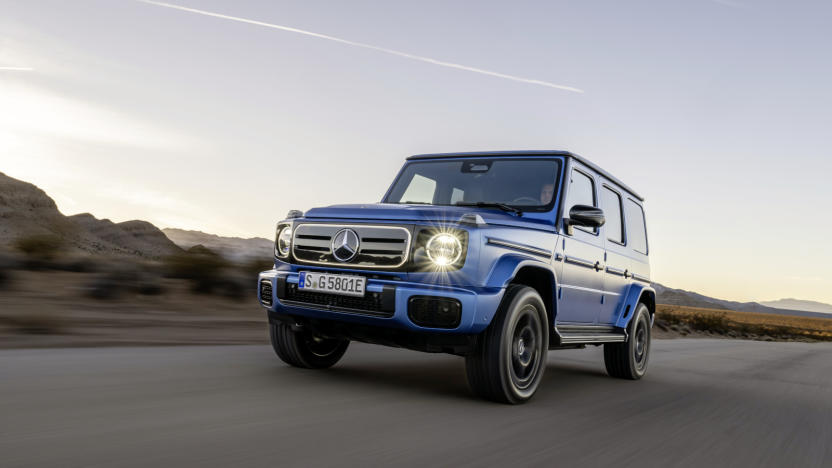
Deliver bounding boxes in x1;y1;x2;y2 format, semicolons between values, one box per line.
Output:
465;285;549;404
269;322;349;369
604;303;651;380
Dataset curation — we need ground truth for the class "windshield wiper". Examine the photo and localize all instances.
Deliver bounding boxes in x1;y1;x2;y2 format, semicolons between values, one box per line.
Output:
401;201;432;205
455;201;522;216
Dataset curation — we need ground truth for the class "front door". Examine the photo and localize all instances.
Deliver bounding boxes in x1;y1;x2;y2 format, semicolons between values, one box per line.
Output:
556;167;604;324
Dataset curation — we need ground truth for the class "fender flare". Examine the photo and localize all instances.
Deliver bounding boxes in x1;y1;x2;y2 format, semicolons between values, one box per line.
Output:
614;283;656;329
484;254;553;289
484;254;557;337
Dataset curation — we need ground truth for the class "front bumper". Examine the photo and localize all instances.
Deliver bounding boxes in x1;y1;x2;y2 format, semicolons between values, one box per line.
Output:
257;269;503;334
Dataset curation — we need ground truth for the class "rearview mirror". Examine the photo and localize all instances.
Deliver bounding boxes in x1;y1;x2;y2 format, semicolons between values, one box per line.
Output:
565;205;605;235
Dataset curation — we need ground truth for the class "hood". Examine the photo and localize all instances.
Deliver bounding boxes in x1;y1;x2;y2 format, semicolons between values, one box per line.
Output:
303;203;555;231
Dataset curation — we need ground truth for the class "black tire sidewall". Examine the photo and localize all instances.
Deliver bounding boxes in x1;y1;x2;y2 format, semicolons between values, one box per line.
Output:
496;287;548;403
270;322;349;369
628;304;651;378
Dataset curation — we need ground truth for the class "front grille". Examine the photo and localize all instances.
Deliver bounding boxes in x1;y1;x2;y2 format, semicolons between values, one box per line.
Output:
280;282;395;317
292;224;411;269
259;279;273;307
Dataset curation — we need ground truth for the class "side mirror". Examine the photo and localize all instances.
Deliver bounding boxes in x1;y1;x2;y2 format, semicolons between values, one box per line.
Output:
565;205;605;235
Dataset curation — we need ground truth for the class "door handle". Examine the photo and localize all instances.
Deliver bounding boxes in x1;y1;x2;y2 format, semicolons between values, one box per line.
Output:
624;270;632;279
594;261;604;272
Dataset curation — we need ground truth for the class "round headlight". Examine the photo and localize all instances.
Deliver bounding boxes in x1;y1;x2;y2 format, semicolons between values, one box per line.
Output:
426;233;462;266
276;226;292;257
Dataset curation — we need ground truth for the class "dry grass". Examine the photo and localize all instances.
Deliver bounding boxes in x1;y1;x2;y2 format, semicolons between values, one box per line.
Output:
656;304;832;342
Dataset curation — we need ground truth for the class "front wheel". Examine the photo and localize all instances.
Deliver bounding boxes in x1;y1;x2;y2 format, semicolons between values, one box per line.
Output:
269;322;349;369
604;303;651;379
465;285;549;404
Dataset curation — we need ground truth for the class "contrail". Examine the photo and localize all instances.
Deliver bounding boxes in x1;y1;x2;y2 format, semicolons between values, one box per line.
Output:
137;0;583;94
0;67;34;71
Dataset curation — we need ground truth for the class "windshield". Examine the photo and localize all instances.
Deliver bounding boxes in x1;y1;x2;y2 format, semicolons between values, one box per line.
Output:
384;158;563;212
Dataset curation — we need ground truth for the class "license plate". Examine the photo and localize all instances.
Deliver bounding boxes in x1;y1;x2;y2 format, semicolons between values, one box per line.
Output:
298;271;366;297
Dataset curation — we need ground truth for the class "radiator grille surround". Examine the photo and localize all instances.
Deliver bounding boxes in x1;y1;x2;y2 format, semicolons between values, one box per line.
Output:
292;223;411;269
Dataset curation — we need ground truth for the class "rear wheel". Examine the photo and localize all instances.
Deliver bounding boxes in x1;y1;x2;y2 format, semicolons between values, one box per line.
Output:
465;285;548;404
604;303;651;379
269;322;349;369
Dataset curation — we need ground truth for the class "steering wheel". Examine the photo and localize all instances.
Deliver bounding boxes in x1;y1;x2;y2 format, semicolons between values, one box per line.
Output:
512;196;539;204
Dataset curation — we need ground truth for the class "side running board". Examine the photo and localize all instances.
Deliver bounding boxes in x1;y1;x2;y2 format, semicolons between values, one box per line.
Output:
554;325;627;345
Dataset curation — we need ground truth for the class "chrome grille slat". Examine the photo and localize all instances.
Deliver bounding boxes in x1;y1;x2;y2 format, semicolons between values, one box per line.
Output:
292;223;411;269
360;241;408;251
293;238;331;249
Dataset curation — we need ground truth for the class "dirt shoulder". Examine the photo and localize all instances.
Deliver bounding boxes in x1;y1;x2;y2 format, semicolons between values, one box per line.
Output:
3;270;831;349
0;270;267;349
654;304;832;342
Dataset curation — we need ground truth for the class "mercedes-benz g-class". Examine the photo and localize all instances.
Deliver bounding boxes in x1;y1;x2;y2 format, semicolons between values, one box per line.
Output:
258;151;654;403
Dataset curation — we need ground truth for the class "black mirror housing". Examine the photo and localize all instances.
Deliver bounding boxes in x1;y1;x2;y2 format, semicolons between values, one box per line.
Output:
565;205;605;235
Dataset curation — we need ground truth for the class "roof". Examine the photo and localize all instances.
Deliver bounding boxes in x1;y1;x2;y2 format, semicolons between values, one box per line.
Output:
406;150;644;201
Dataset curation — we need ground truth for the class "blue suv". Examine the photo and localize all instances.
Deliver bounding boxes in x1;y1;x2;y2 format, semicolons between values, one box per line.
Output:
258;151;654;403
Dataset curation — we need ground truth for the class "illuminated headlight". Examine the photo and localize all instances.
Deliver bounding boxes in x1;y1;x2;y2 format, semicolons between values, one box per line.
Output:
275;225;292;257
426;233;462;266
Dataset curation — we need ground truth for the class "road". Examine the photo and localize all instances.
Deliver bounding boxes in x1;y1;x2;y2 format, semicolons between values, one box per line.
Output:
2;339;831;467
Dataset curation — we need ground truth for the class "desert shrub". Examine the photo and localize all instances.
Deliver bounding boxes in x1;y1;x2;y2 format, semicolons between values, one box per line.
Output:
3;314;63;335
85;265;140;300
238;258;274;276
85;267;166;300
164;252;228;280
0;267;10;290
685;312;729;332
54;257;101;273
136;276;165;295
164;251;231;296
14;234;63;259
86;273;124;300
213;277;247;301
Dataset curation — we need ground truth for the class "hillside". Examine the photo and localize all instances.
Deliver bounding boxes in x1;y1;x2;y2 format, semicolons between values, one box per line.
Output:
759;298;832;314
163;228;272;261
0;171;79;247
0;172;181;259
654;283;831;319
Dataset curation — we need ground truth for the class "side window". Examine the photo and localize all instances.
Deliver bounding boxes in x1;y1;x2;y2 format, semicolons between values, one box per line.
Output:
625;199;648;254
564;169;597;233
601;187;624;244
398;174;436;204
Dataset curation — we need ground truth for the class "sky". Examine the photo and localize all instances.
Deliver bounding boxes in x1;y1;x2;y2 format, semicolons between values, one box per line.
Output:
1;0;831;304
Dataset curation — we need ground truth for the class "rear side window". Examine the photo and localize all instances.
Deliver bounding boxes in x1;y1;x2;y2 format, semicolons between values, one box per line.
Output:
601;187;624;244
625;200;648;254
564;170;597;233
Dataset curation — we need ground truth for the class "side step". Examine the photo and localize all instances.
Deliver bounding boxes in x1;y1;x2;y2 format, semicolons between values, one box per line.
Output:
554;325;627;345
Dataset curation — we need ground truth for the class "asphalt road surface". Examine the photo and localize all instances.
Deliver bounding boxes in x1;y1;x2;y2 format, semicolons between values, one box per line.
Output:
2;339;831;467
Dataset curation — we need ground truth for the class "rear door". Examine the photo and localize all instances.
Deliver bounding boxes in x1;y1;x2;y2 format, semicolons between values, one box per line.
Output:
624;198;651;287
556;166;604;324
599;184;631;325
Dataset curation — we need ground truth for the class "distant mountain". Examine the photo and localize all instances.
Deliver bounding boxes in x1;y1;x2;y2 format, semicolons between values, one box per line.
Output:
69;213;182;258
654;283;832;319
163;228;272;262
0;172;182;259
759;299;832;315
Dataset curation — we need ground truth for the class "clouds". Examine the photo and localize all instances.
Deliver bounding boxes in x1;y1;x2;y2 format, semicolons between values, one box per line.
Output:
137;0;584;94
0;81;197;151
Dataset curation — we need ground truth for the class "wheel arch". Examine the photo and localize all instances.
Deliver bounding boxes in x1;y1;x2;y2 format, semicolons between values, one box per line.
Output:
614;283;656;329
486;256;557;346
